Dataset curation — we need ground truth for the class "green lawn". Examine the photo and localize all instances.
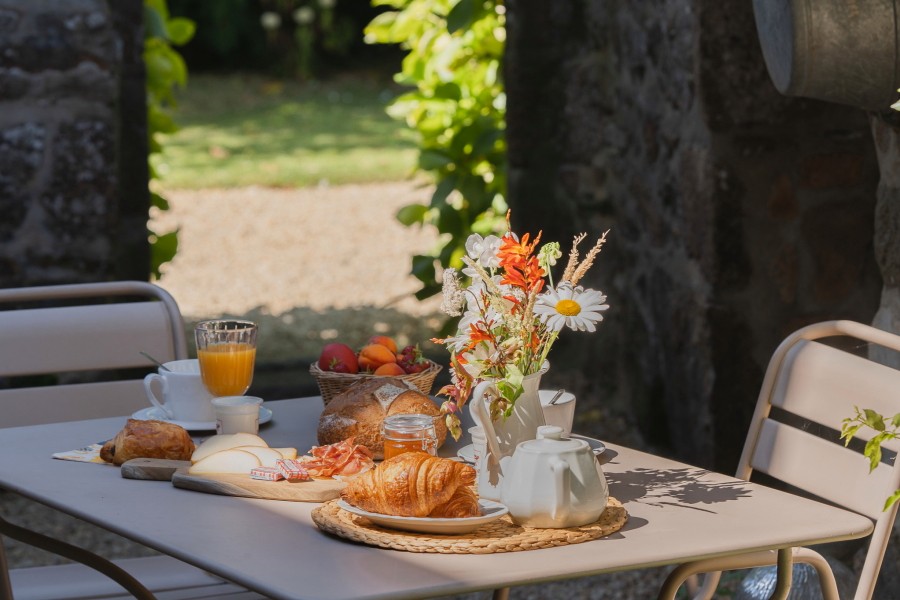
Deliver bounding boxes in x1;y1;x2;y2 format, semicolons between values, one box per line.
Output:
152;74;418;189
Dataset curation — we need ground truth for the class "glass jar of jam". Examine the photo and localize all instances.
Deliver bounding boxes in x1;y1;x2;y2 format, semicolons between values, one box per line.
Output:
381;414;438;460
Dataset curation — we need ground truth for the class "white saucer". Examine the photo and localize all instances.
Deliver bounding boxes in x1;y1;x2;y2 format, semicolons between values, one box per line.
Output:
337;499;508;535
457;444;476;463
131;406;273;431
456;435;606;463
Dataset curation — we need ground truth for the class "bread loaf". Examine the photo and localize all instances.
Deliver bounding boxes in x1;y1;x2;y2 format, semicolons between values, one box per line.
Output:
317;378;447;459
100;419;195;466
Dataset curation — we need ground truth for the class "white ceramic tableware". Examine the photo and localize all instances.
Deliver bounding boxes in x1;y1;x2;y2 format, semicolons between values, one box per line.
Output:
212;396;264;434
336;499;509;535
499;425;609;528
143;359;216;423
539;389;576;436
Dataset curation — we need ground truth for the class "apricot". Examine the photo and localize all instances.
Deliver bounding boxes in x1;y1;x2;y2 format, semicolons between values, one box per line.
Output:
368;335;398;354
358;343;397;372
373;362;406;376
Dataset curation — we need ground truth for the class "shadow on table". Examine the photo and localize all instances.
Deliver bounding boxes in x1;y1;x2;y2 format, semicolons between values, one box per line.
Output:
605;467;752;512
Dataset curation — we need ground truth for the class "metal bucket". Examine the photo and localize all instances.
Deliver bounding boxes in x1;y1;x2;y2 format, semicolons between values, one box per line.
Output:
753;0;900;110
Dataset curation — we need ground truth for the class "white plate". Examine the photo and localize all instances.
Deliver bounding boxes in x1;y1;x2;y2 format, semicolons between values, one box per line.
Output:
456;436;606;463
131;406;273;432
337;499;508;535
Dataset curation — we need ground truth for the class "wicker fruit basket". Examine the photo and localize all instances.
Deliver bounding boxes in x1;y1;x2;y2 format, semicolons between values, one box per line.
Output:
310;360;443;406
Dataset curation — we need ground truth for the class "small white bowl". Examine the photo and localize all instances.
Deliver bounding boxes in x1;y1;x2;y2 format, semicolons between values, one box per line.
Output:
539;390;576;436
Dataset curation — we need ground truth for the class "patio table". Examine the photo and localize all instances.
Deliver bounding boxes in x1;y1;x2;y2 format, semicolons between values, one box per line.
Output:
0;397;874;600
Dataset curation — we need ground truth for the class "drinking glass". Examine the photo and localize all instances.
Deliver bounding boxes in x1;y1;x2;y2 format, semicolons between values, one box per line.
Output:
194;320;258;397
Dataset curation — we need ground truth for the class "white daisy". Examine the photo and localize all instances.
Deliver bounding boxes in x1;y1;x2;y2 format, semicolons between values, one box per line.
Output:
534;285;609;332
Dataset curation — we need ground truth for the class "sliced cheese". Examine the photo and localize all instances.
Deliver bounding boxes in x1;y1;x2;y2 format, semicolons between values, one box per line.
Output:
191;433;268;464
188;449;261;474
272;447;298;460
235;446;284;468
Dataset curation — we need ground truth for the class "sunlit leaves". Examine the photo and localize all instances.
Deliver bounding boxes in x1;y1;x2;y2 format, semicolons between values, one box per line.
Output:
144;0;194;279
367;0;507;298
842;405;900;510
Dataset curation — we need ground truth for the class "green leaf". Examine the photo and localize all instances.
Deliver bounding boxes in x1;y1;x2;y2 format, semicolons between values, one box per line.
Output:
864;436;884;472
430;174;458;207
884;489;900;511
864;409;886;432
166;18;196;46
446;0;476;34
149;229;179;280
419;149;454;170
436;202;464;236
397;203;429;226
143;5;169;40
150;191;169;211
840;423;862;446
411;254;436;281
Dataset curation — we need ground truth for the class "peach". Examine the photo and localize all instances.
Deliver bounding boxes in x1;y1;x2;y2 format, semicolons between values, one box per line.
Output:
373;362;405;376
368;335;398;354
358;343;397;372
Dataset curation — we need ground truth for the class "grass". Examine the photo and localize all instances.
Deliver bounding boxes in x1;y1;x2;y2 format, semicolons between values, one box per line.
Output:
152;73;418;189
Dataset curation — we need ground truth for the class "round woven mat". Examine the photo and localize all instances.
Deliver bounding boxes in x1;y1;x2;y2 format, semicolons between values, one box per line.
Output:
311;497;627;554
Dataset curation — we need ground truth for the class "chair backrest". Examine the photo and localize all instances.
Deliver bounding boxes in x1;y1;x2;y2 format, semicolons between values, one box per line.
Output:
0;281;187;428
737;320;900;600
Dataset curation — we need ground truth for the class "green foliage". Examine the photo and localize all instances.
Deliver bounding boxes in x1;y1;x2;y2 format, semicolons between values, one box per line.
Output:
144;0;194;279
365;0;508;299
841;406;900;510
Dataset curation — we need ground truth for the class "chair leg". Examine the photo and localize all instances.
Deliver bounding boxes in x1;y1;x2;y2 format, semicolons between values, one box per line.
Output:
0;534;12;600
0;516;156;600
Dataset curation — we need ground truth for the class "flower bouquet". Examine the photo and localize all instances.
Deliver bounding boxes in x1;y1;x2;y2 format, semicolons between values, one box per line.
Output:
435;213;610;439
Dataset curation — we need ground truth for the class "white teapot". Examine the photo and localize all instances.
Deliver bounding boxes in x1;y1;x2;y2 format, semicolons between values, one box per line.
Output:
499;425;609;528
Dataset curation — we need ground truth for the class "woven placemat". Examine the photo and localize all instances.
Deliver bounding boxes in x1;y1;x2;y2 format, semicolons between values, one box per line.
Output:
311;497;627;554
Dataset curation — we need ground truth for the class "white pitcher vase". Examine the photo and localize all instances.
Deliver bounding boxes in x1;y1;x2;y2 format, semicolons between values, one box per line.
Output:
469;363;548;500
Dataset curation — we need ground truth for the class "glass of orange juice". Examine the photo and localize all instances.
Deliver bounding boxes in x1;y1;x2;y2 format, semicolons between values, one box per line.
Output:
194;320;258;397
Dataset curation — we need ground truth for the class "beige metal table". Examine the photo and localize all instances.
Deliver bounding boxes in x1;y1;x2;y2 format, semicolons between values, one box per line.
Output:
0;398;874;600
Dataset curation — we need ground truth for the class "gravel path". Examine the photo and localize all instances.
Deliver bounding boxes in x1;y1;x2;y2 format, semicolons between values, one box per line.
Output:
151;181;443;319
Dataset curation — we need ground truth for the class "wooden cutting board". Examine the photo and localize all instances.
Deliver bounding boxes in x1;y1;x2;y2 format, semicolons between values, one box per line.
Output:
120;458;345;502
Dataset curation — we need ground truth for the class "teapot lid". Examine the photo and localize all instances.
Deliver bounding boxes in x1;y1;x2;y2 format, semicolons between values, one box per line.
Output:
517;425;588;454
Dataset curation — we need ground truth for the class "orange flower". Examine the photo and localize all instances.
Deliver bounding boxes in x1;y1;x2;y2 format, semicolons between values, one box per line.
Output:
498;232;545;294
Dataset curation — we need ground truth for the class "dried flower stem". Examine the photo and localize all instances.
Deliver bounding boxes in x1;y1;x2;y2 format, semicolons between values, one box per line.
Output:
561;233;587;283
569;230;609;286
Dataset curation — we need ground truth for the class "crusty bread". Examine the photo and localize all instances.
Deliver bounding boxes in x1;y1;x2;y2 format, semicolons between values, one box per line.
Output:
100;419;195;466
317;378;447;459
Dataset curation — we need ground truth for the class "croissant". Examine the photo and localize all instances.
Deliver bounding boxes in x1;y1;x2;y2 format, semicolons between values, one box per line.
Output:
341;452;478;518
100;419;195;466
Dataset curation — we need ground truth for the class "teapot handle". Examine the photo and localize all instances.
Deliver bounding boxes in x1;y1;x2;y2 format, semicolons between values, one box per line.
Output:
470;381;504;470
550;457;571;523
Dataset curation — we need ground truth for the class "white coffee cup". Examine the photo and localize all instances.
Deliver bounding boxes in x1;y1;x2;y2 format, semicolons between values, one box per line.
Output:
539;389;576;436
143;359;215;423
212;396;263;434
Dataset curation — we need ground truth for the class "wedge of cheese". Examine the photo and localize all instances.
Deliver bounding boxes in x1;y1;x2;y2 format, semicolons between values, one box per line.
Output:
191;433;268;464
234;446;284;468
272;447;298;460
189;449;261;474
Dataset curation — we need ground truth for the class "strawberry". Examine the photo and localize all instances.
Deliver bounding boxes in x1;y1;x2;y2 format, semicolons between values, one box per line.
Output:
397;344;429;374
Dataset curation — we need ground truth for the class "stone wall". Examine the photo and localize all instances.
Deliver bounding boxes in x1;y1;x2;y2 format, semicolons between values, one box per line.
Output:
506;0;882;470
0;0;148;288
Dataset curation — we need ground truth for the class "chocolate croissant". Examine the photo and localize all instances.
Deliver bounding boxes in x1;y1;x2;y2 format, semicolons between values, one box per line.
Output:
341;452;478;518
100;419;195;466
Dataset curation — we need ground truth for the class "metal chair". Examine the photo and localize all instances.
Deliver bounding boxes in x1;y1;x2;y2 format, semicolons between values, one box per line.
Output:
0;281;256;599
659;320;900;600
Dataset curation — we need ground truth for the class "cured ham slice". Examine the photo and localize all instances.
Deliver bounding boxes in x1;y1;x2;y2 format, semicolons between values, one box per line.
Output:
299;437;374;479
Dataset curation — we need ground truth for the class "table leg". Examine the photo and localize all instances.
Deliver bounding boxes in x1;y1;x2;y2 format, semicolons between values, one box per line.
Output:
769;547;794;600
492;586;510;600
